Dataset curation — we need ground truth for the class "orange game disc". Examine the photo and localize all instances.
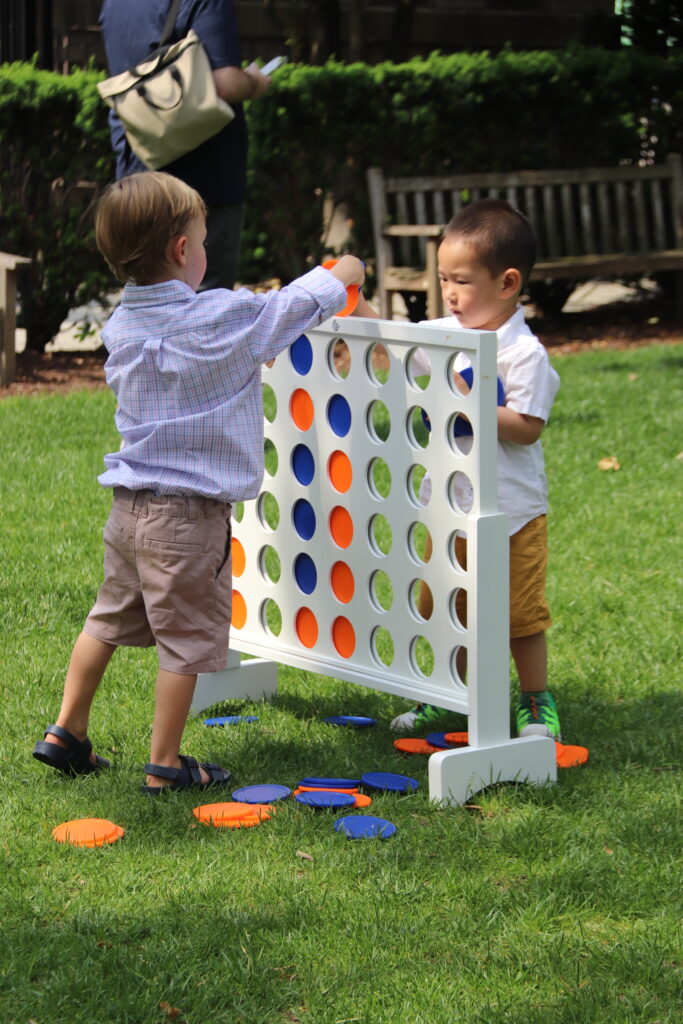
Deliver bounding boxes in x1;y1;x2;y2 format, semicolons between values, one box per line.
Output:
394;737;441;755
322;259;360;316
444;732;469;746
555;742;589;769
393;738;441;755
192;802;272;828
52;818;124;848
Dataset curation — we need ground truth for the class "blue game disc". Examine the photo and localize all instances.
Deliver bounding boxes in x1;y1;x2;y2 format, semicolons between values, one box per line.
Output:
334;815;397;839
425;732;451;749
203;716;258;726
295;791;356;809
231;784;292;803
361;771;419;793
323;715;377;728
299;777;360;789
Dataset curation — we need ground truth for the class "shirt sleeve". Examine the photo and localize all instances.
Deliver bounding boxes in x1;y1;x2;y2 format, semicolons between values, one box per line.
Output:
502;344;559;423
187;0;241;68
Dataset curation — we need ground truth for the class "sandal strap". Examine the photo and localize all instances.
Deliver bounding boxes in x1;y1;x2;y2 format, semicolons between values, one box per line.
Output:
179;754;203;784
143;762;183;781
44;724;92;756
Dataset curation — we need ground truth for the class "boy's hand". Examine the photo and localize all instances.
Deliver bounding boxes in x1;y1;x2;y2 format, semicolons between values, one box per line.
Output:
326;255;365;288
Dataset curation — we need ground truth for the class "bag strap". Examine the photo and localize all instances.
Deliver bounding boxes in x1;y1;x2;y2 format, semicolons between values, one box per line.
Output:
159;0;184;47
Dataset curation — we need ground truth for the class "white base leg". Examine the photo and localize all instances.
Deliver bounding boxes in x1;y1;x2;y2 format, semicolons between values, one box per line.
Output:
191;651;278;715
428;736;557;806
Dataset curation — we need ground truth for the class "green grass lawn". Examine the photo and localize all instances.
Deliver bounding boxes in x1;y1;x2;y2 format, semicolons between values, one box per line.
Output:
0;343;681;1024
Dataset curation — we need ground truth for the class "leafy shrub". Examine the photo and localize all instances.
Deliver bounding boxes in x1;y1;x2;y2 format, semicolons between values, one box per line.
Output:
0;62;115;351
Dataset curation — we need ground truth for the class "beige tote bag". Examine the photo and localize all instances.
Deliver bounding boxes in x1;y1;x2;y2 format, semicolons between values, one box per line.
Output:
98;29;234;170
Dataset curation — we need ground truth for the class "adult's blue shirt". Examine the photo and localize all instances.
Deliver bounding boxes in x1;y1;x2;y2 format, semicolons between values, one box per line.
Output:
99;0;248;206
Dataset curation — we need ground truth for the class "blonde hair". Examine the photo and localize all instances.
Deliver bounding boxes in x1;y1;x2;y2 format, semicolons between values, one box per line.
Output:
94;171;206;284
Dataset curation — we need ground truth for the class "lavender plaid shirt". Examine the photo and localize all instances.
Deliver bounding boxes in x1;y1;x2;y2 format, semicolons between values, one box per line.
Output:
98;268;346;500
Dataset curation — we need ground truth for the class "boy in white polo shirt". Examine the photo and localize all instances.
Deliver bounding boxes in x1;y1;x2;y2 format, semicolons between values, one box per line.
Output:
358;198;562;740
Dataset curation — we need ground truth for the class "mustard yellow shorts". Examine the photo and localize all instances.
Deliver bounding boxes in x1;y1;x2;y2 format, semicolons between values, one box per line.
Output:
454;514;551;639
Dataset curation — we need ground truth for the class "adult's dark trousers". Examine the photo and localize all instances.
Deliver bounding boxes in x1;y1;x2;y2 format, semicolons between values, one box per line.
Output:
201;202;245;291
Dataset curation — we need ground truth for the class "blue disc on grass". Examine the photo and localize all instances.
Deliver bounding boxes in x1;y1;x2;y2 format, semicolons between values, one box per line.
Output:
295;790;356;809
425;732;451;749
299;776;360;789
361;771;419;793
324;715;377;728
334;815;397;839
232;784;291;803
204;716;258;726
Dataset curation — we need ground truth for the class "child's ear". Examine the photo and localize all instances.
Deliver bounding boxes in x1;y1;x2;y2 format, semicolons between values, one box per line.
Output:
500;267;522;298
166;232;187;267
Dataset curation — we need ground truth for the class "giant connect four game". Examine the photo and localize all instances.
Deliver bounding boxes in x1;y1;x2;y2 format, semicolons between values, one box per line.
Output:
194;317;556;804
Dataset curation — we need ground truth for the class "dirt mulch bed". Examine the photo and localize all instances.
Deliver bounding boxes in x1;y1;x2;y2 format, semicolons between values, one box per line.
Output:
2;295;681;399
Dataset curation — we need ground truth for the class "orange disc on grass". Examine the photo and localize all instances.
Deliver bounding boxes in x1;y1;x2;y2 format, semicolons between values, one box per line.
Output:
330;561;354;603
393;738;441;755
555;742;589;769
52;818;124;848
193;802;272;828
329;506;353;548
444;732;469;746
290;388;314;431
332;616;356;658
232;590;247;629
328;451;353;493
295;607;319;648
231;537;246;578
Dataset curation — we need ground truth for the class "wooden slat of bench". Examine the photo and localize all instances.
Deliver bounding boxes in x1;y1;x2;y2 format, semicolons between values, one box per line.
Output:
384;162;678;192
543;185;559;258
561;184;578;256
532;249;683;280
651;179;667;250
597;182;612;253
633;180;649;251
615;181;631;252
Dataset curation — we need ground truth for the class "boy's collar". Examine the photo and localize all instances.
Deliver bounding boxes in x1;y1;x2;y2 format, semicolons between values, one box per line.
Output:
120;279;196;306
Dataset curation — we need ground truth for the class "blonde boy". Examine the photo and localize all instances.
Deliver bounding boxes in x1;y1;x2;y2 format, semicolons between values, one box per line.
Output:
33;171;365;793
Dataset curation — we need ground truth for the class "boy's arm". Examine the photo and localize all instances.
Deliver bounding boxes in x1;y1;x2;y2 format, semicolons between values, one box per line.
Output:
497;407;545;445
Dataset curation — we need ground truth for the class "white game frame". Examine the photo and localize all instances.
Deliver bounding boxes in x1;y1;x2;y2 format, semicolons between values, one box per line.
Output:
193;316;556;805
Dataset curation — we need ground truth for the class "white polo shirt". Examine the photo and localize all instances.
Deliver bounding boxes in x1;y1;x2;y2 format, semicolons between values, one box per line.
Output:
419;306;560;535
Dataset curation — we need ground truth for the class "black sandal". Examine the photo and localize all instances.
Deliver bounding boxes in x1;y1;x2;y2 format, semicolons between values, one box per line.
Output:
33;724;110;776
141;754;232;795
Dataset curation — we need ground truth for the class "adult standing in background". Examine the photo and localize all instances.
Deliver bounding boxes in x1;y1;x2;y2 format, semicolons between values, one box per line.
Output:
99;0;272;290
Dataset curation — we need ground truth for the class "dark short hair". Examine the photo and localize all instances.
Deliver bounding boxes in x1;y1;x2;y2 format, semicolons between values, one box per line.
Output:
443;199;536;285
94;171;206;284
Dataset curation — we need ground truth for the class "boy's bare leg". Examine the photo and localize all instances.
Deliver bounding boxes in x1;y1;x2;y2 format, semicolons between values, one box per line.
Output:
45;632;116;763
510;631;547;693
146;669;208;788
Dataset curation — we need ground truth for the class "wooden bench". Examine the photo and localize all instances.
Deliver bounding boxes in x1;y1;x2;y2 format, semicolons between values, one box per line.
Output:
0;252;31;386
367;155;683;320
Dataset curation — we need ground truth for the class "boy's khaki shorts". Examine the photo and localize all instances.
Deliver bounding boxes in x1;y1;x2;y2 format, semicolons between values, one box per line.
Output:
84;488;233;675
454;514;551;639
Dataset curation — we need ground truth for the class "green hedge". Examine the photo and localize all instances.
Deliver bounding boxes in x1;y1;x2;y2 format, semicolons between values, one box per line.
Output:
1;48;681;348
0;62;114;351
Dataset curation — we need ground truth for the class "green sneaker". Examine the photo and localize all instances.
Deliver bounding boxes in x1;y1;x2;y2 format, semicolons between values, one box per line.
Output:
515;691;561;741
390;703;444;733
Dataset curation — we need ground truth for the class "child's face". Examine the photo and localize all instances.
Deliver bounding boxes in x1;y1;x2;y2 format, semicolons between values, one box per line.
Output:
181;214;208;291
438;236;517;332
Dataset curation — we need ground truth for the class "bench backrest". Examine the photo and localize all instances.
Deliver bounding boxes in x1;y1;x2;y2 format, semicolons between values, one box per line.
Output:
368;154;683;268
